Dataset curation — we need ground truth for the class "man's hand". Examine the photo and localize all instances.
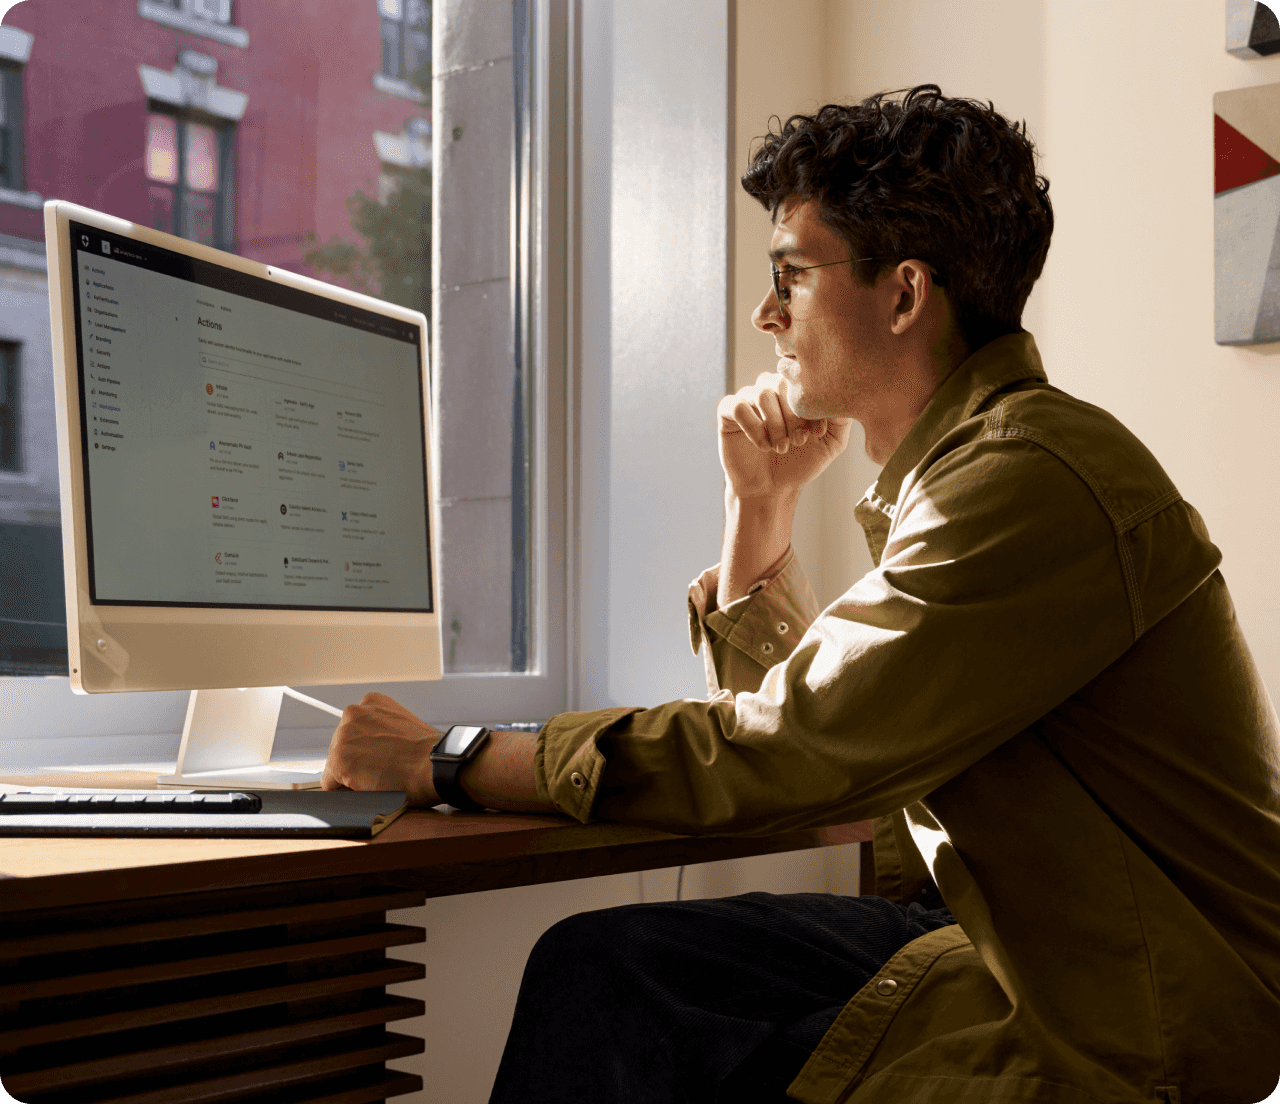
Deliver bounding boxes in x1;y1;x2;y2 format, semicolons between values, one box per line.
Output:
322;692;442;805
718;369;851;502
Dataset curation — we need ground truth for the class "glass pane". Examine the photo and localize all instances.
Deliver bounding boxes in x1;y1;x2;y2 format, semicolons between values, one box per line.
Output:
380;19;403;78
182;190;216;245
145;114;178;184
0;344;15;470
0;0;534;679
149;184;176;234
183;121;219;192
405;29;430;78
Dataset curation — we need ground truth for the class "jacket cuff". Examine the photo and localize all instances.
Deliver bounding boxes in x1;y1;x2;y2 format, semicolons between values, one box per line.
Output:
703;552;817;670
686;547;800;654
536;706;644;822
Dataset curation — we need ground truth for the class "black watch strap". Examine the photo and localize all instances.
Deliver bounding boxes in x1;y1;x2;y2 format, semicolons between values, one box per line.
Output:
432;757;485;812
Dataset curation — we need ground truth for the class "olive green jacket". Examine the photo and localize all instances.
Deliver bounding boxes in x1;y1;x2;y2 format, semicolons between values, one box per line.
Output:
536;333;1280;1103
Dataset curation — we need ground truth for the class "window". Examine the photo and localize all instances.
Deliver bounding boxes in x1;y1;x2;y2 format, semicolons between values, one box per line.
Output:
0;62;23;191
138;0;248;49
169;0;234;24
0;341;18;472
144;111;234;249
379;0;430;83
0;0;568;737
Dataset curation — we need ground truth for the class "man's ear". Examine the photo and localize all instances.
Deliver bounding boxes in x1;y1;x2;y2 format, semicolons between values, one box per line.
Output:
889;260;934;335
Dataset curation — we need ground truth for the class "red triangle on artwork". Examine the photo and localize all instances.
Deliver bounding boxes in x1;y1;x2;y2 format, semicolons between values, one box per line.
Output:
1216;113;1280;194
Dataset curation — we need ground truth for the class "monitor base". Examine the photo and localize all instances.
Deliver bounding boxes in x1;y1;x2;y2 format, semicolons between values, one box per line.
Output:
157;687;334;791
157;766;324;790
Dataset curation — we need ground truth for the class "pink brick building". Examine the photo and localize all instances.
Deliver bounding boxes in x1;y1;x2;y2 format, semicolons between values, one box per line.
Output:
0;0;432;671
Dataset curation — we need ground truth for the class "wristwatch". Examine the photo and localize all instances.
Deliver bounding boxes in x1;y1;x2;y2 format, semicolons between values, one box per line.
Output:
429;725;491;812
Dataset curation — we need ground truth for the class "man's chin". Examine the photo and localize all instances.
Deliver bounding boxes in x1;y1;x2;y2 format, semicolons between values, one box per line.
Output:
788;387;817;421
779;371;830;421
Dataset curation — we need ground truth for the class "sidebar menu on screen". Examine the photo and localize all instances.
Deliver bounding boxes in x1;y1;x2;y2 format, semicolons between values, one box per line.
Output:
74;238;432;612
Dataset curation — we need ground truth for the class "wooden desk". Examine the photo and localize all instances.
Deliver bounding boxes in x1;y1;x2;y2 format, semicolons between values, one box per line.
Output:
0;770;873;1104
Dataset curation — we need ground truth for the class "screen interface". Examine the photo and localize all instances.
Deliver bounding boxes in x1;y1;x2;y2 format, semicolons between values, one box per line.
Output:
69;220;432;612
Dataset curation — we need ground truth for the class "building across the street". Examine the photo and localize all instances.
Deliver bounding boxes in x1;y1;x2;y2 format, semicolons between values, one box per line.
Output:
0;0;432;673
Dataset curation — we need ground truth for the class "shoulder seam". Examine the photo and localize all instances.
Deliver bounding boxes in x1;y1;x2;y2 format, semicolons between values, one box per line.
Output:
1116;487;1182;533
979;425;1182;640
981;425;1123;525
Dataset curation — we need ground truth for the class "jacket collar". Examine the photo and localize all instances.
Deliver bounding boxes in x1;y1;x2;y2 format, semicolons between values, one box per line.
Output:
869;330;1048;515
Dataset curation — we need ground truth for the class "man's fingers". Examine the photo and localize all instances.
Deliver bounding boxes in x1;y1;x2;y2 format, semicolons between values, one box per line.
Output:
721;373;829;454
727;397;772;450
320;749;344;790
756;387;791;452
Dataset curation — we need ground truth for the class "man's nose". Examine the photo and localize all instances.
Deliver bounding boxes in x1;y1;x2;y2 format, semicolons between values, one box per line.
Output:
752;284;787;333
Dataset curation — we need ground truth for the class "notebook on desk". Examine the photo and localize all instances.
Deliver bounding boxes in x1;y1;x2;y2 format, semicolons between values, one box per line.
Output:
0;786;409;839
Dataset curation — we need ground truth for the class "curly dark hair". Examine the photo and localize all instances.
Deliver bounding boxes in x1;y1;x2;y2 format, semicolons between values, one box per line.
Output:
742;84;1053;353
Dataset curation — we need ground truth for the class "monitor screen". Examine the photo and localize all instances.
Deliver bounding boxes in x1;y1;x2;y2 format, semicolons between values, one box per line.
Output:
68;219;432;614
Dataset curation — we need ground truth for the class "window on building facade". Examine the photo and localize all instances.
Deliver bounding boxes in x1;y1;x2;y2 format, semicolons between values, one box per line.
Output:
0;62;23;191
159;0;235;26
0;342;18;472
379;0;430;83
144;111;234;249
0;0;560;721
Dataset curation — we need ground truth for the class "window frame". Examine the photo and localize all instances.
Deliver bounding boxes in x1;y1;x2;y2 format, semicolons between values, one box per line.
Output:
0;0;572;761
144;108;237;253
137;0;248;50
378;0;430;84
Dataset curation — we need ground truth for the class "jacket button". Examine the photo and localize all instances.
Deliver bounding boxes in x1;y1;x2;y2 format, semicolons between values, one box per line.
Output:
570;772;586;789
776;621;789;634
760;641;774;655
875;978;898;996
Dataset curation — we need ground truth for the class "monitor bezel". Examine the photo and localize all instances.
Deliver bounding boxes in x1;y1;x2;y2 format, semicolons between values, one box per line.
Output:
46;200;443;694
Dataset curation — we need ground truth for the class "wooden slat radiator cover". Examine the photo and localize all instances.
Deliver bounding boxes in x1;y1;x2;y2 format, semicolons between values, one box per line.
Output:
0;876;427;1104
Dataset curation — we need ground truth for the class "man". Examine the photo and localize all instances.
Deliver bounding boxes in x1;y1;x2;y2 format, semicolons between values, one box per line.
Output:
324;86;1280;1103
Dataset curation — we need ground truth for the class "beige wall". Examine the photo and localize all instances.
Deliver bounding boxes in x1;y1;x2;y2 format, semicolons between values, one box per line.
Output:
734;0;880;607
735;0;1280;698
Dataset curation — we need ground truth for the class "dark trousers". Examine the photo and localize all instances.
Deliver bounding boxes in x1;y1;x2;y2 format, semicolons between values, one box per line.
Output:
489;891;957;1104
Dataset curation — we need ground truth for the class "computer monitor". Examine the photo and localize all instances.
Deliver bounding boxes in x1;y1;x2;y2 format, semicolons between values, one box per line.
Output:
44;201;442;789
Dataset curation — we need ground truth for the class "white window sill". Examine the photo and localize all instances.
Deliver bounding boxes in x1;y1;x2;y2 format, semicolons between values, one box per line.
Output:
373;73;426;103
136;1;249;48
0;187;43;210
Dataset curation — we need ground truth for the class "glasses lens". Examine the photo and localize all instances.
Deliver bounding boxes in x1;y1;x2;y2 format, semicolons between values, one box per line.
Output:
771;266;790;314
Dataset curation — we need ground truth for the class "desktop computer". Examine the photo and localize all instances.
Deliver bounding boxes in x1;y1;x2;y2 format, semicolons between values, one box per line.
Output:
43;201;443;791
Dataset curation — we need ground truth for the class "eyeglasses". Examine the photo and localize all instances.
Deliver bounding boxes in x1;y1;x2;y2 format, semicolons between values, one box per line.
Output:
770;257;883;318
769;257;946;319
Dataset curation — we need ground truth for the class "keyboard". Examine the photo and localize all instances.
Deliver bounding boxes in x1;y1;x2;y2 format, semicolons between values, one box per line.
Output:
0;792;262;814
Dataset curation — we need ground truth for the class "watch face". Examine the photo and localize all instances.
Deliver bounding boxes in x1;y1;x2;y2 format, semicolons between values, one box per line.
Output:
439;725;487;757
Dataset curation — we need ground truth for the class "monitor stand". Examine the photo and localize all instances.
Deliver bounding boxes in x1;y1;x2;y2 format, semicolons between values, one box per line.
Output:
157;686;342;790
